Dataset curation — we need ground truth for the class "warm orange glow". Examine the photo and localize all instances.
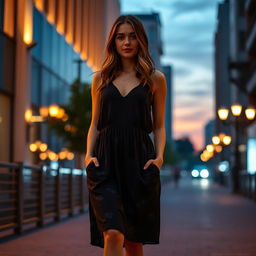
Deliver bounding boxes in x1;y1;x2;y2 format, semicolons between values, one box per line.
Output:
65;0;74;44
23;0;33;45
48;151;58;161
219;133;226;142
206;144;214;152
202;149;213;159
56;0;66;35
62;114;69;121
30;116;44;122
49;104;59;117
46;0;55;24
29;143;37;152
3;0;15;37
25;109;33;122
39;143;48;152
39;106;49;117
34;0;44;12
218;108;229;120
67;152;74;160
245;107;256;120
39;152;48;160
57;108;65;119
215;145;222;153
231;104;242;117
200;154;207;162
59;151;67;160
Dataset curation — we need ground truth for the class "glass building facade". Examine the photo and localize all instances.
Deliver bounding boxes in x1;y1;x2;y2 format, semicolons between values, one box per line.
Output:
30;7;93;161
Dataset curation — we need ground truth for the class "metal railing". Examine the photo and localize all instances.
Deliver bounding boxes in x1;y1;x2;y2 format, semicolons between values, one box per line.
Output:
0;161;173;241
0;162;88;240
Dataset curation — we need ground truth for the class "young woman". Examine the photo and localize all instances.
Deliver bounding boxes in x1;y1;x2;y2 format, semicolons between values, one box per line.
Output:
85;14;166;256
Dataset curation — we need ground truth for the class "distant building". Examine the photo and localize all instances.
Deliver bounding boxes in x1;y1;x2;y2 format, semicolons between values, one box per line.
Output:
134;13;163;70
162;65;174;147
214;0;232;137
133;12;174;148
204;119;216;147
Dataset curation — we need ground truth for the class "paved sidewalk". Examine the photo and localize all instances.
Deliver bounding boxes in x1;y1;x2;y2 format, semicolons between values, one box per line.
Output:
1;177;256;256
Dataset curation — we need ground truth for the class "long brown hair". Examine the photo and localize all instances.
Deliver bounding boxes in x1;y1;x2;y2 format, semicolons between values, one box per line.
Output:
97;15;155;92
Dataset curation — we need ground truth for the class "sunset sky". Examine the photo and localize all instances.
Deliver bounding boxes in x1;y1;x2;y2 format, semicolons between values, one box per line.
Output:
120;0;222;152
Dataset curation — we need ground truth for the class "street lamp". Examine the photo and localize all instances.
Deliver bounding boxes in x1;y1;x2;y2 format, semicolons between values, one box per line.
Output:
217;104;256;193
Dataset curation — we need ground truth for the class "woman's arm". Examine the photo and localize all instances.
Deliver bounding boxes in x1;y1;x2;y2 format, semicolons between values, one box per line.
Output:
144;70;167;170
85;72;101;167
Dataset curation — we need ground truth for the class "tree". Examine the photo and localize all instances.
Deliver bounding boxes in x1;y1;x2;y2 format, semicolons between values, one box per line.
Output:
48;78;92;167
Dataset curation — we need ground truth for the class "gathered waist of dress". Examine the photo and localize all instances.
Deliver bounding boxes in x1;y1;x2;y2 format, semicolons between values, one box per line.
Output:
98;125;151;135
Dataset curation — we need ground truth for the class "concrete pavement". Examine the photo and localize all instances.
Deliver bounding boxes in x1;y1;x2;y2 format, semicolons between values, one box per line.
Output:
1;177;256;256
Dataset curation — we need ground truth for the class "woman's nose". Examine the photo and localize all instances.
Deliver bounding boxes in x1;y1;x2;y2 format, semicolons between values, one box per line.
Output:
124;37;130;44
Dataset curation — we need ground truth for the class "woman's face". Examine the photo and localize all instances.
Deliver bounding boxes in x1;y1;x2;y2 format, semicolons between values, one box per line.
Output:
115;23;139;59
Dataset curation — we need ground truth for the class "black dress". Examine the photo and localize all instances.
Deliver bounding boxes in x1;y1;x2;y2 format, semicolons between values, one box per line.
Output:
86;81;161;248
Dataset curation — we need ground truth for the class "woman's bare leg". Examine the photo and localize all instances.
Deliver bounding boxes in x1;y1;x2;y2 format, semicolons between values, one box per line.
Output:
103;229;124;256
124;239;144;256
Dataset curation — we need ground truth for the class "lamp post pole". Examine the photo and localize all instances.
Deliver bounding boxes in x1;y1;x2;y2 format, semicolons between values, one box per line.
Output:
232;118;242;193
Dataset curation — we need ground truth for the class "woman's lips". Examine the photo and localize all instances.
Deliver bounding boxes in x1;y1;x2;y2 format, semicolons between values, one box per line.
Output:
122;49;133;52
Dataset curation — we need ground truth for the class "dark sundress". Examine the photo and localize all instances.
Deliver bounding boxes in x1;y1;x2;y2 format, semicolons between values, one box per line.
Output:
86;81;161;248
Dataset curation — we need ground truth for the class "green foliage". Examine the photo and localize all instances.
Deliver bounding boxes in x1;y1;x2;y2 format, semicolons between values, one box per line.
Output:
48;78;92;154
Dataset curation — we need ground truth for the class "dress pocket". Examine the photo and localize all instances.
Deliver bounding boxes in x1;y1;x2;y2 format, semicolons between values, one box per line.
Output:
86;162;108;191
140;163;160;187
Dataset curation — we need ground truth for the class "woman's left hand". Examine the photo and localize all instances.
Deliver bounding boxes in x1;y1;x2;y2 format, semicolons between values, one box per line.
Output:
143;156;163;170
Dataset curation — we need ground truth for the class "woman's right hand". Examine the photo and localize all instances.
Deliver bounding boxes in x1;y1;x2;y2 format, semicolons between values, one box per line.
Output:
85;156;100;168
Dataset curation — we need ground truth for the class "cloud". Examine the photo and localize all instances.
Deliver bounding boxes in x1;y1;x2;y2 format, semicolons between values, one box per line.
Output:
176;89;212;97
160;0;218;14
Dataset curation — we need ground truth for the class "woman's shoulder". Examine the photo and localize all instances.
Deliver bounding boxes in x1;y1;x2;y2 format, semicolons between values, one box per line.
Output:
150;69;167;93
150;69;166;83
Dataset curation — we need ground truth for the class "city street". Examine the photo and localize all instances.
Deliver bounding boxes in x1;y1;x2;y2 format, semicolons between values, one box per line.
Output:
1;177;256;256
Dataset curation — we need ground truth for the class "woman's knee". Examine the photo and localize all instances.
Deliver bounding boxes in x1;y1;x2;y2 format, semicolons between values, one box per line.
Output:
104;229;124;244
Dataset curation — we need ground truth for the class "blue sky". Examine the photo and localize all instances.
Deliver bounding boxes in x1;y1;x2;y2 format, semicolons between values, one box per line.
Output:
120;0;222;151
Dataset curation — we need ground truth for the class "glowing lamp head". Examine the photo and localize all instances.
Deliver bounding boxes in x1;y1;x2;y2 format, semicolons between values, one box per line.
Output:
245;108;256;120
29;143;37;152
25;109;33;122
212;136;220;145
206;144;214;152
49;104;59;117
223;136;232;145
231;104;242;117
218;108;229;120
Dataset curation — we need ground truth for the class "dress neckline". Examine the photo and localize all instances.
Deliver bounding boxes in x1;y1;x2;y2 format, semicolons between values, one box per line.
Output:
111;81;142;98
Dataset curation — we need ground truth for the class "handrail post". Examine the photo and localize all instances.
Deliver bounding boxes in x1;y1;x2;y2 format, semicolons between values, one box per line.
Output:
69;168;74;217
14;162;24;235
55;166;61;221
80;169;85;213
38;165;45;227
